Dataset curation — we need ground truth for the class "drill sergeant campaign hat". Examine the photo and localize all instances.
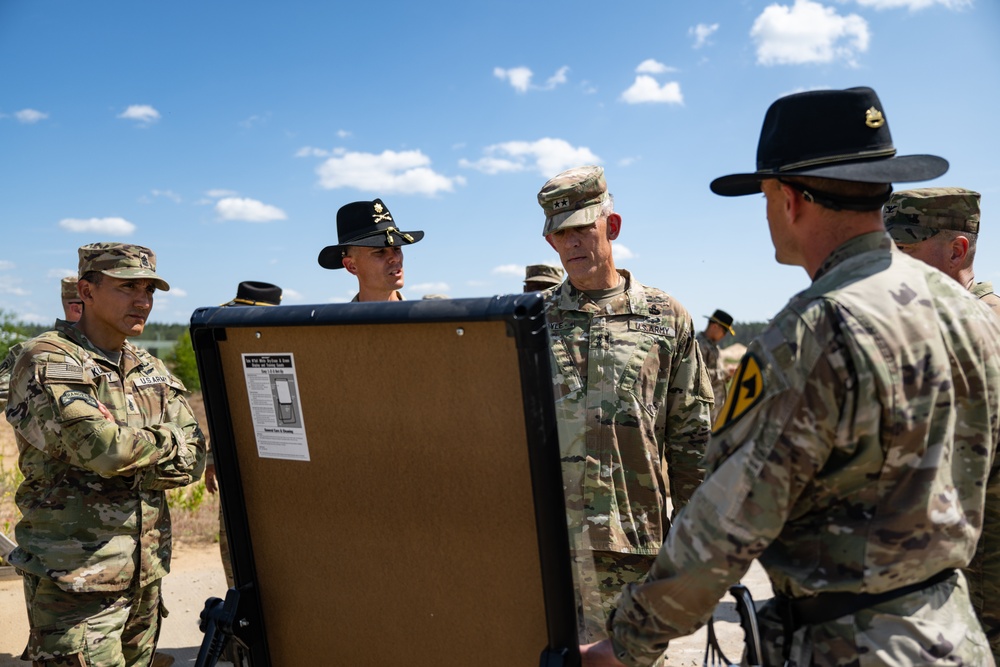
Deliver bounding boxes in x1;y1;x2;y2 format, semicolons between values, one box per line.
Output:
221;281;283;307
60;276;81;303
884;187;981;244
78;242;170;291
538;165;609;236
523;264;565;288
710;87;949;210
317;199;424;270
706;309;736;336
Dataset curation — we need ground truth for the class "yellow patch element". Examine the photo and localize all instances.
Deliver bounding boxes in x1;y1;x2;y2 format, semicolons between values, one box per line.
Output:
714;353;765;431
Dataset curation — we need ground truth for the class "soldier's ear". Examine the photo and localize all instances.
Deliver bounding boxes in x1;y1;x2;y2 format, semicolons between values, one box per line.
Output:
342;256;358;276
606;213;622;241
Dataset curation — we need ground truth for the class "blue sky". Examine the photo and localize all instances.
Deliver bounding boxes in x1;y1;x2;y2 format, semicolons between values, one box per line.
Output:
1;0;997;325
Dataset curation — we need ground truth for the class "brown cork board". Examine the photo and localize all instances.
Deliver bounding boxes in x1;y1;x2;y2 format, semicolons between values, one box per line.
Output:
214;320;550;666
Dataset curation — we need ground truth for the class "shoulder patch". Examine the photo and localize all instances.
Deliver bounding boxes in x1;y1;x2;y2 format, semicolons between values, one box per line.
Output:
44;362;88;383
713;353;765;431
58;390;99;410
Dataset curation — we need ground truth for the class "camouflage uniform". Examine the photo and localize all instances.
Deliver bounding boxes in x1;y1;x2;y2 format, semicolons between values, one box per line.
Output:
695;331;726;422
607;233;1000;666
544;269;712;645
5;244;206;665
973;281;1000;317
0;341;24;413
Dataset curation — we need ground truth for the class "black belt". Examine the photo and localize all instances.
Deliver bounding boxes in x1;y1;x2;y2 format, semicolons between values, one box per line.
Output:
776;568;955;632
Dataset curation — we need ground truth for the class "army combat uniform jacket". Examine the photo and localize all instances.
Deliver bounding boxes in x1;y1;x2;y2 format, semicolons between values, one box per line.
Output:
544;270;712;557
608;234;1000;666
695;331;727;423
5;320;206;593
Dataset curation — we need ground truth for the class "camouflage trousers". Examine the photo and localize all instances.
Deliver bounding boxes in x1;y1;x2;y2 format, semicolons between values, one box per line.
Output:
575;550;665;666
756;570;995;667
21;573;165;666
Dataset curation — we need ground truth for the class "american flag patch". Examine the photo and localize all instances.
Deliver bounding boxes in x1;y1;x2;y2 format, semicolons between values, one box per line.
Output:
45;362;87;382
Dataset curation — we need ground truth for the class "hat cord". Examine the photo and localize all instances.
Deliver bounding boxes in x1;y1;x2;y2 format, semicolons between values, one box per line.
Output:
383;226;415;246
778;179;893;212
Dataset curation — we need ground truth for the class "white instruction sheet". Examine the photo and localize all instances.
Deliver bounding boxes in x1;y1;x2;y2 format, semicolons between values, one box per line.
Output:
241;353;310;461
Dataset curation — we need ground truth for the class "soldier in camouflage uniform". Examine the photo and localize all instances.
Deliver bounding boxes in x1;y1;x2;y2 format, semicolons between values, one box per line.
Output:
317;198;424;302
695;309;734;424
536;165;713;659
0;276;85;413
582;88;1000;667
883;187;1000;660
524;263;565;292
5;242;207;667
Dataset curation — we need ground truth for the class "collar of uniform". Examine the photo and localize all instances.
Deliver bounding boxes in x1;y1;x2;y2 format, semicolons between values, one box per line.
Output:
554;269;647;316
812;231;892;283
971;281;995;300
54;319;142;368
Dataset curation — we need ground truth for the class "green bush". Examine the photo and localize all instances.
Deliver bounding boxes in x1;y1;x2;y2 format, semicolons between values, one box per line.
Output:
0;309;29;360
164;330;201;391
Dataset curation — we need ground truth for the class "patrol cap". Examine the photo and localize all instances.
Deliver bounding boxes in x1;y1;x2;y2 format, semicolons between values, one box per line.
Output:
706;309;735;336
222;281;282;307
78;242;170;291
884;187;981;244
318;199;424;270
60;276;81;302
523;264;564;287
538;165;608;236
711;87;948;201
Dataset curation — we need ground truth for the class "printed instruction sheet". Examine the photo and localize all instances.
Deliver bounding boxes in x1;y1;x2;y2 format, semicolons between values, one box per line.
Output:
241;353;310;461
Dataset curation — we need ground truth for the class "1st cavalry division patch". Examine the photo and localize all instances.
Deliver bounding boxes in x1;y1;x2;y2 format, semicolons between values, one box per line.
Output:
713;353;765;431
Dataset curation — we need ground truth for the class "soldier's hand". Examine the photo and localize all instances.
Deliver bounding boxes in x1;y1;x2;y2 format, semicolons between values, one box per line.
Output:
580;639;627;666
205;464;218;494
97;400;115;423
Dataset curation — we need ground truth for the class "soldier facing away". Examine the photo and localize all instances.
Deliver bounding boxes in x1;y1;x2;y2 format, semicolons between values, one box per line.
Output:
581;87;1000;667
5;242;207;666
317;198;424;302
537;165;713;662
523;263;565;293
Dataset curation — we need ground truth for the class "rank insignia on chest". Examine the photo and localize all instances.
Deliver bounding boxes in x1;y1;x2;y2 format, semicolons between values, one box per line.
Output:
627;320;675;337
714;353;765;431
126;394;140;415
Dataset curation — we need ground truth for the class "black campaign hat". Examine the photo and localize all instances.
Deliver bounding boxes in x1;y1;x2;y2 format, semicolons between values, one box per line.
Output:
222;281;282;307
706;309;735;336
711;87;948;197
317;199;424;270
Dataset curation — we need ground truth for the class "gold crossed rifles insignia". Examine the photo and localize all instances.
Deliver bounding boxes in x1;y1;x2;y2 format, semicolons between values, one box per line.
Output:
714;353;765;431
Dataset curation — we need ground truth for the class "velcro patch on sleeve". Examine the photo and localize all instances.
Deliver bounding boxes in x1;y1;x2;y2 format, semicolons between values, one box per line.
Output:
57;390;100;417
44;362;88;383
713;353;765;431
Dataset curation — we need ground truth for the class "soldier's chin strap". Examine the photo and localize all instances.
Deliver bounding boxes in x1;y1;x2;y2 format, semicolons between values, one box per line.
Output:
778;178;893;212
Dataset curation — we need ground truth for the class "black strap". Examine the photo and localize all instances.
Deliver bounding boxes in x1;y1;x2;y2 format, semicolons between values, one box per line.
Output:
777;568;955;631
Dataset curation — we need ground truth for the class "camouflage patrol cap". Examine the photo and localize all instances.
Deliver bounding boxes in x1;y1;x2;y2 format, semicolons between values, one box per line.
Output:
538;165;608;236
60;276;81;302
78;242;170;291
884;187;981;244
523;264;564;287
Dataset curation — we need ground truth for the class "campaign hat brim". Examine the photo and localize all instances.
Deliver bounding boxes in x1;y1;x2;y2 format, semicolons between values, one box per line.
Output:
711;154;950;197
317;230;424;270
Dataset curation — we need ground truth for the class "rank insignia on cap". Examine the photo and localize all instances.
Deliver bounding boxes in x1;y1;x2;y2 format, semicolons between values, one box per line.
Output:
865;107;885;129
713;353;765;431
374;202;384;214
552;198;570;210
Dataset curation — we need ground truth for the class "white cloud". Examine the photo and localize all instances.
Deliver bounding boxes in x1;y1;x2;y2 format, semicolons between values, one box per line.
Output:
117;104;161;125
206;189;239;198
296;146;331;158
46;268;76;279
215;197;288;223
0;276;28;296
854;0;970;8
614;243;636;260
460;138;601;177
15;109;48;124
336;129;352;138
618;156;640;167
407;282;451;294
170;287;188;297
494;66;534;93
621;76;684;105
690;23;720;48
239;112;270;129
492;264;525;278
282;287;303;301
635;59;675;74
0;260;15;271
59;217;137;235
752;0;869;66
494;65;570;93
150;189;182;203
315;149;461;196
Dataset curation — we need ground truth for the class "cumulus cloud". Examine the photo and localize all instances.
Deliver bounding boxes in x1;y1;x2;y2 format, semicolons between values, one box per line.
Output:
148;189;182;203
336;129;352;138
690;23;720;48
614;244;635;260
0;260;15;270
621;76;684;105
170;287;188;297
460;138;601;177
282;288;304;302
635;59;675;74
14;109;48;124
752;0;869;66
855;0;970;7
315;149;462;196
59;217;137;235
492;264;525;278
117;105;161;125
215;197;288;223
407;282;451;294
493;65;570;93
295;146;332;158
0;275;28;296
